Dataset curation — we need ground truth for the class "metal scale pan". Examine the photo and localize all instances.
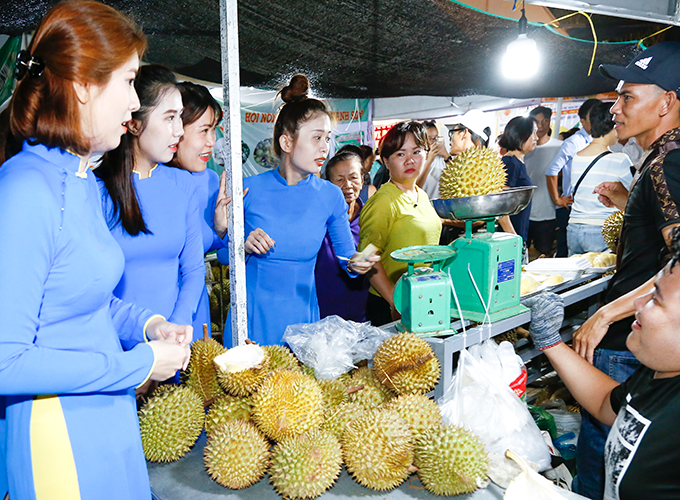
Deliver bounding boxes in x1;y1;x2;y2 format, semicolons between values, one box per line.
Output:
431;186;535;221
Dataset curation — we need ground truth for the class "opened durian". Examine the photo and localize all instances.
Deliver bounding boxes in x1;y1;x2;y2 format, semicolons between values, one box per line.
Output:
383;393;442;439
214;343;269;396
373;333;440;395
251;369;325;442
204;419;270;489
414;424;489;496
602;211;624;252
138;384;204;462
269;429;343;499
439;147;507;199
342;408;414;491
204;395;252;436
182;325;225;406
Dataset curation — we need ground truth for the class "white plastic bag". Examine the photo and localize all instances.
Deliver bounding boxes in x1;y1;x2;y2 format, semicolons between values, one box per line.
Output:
438;347;552;471
282;315;391;379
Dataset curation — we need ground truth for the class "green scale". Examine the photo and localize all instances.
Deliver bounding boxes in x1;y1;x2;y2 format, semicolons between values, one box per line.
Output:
392;186;535;336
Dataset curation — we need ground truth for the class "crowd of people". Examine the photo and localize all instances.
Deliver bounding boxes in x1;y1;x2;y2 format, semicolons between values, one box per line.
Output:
1;1;680;499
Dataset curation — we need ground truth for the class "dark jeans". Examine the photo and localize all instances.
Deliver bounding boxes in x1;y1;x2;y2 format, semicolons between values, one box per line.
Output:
572;348;641;500
555;207;570;257
366;292;393;327
528;219;557;255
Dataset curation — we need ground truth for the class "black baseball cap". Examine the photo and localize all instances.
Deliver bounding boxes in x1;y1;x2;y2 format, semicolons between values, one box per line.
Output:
600;42;680;95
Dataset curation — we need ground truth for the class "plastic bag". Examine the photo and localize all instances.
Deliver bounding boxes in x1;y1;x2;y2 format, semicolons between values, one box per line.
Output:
504;450;588;499
438;347;552;471
282;315;391;380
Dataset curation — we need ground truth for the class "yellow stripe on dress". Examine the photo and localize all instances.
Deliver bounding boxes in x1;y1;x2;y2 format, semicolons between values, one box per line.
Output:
30;395;81;500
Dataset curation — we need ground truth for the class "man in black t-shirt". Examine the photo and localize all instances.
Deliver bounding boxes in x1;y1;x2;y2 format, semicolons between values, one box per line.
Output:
528;230;680;499
567;42;680;499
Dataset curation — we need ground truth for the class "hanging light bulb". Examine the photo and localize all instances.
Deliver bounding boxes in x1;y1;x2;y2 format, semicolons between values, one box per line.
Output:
502;2;539;80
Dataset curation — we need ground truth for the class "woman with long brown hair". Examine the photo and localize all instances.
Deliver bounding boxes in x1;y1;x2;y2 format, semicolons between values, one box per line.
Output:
0;3;190;498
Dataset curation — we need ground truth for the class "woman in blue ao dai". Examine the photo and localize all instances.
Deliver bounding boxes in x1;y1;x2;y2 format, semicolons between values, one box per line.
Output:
0;3;190;499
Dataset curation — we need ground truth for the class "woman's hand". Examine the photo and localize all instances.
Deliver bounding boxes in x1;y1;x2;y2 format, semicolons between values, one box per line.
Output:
148;338;191;380
245;228;275;254
146;316;192;347
348;254;380;274
214;171;250;239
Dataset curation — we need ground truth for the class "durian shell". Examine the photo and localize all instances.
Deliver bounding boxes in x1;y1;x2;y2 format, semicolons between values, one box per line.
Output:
322;402;368;441
347;366;395;407
602;210;624;252
251;370;325;442
439;147;507;199
263;344;301;372
138;384;205;463
183;336;226;406
373;333;441;395
342;408;414;491
269;429;343;499
414;424;489;496
317;378;349;412
215;348;270;397
204;419;270;489
204;395;253;436
382;393;442;439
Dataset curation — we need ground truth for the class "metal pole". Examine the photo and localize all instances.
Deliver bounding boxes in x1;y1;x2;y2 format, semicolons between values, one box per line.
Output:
219;0;248;346
553;97;563;138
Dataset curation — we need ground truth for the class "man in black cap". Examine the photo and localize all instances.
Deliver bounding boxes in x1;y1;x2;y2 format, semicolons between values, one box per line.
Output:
569;42;680;499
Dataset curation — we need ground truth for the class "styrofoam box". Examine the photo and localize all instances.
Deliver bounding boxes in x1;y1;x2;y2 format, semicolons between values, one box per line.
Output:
524;257;591;280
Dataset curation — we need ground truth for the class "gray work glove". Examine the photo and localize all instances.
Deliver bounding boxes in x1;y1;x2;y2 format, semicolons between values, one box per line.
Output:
523;292;565;350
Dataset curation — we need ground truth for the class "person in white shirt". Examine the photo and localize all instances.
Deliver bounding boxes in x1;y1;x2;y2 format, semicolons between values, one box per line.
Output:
546;99;601;255
417;120;449;200
525;106;563;255
567;101;633;255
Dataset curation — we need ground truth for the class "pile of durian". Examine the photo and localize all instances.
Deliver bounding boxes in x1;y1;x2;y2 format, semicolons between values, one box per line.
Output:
138;332;490;498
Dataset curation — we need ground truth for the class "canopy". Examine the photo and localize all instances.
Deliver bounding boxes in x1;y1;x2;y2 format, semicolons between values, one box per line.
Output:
3;0;679;99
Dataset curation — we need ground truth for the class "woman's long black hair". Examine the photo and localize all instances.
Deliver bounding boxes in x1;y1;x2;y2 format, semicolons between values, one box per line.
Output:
95;64;178;235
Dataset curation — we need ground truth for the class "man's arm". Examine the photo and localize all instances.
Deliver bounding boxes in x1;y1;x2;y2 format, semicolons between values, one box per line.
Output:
542;343;619;426
546;175;573;207
573;276;655;363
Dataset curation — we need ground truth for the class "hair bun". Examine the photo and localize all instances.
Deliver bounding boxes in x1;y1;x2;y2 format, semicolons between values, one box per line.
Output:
280;74;309;103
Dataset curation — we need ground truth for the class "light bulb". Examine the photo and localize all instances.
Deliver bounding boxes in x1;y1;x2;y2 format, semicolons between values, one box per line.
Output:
502;34;539;80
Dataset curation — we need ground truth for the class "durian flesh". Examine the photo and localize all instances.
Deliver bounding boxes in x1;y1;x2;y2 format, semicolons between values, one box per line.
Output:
439;147;507;199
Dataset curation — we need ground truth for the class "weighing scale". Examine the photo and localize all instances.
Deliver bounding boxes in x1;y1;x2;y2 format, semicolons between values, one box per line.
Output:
392;186;535;336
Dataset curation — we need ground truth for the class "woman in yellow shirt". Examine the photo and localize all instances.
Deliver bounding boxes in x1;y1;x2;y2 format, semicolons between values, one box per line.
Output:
359;121;442;325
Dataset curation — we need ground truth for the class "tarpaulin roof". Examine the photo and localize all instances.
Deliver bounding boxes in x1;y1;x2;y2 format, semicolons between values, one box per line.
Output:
2;0;679;99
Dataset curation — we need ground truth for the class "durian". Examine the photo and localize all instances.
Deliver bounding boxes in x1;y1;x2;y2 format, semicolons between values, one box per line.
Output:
322;402;368;440
439;147;507;199
373;333;440;395
251;369;325;442
138;384;204;462
269;429;343;499
414;424;489;496
602;211;624;252
383;393;442;439
317;378;349;411
204;419;270;489
182;325;225;406
263;344;300;372
214;344;270;396
342;408;414;491
204;395;252;435
347;366;394;407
